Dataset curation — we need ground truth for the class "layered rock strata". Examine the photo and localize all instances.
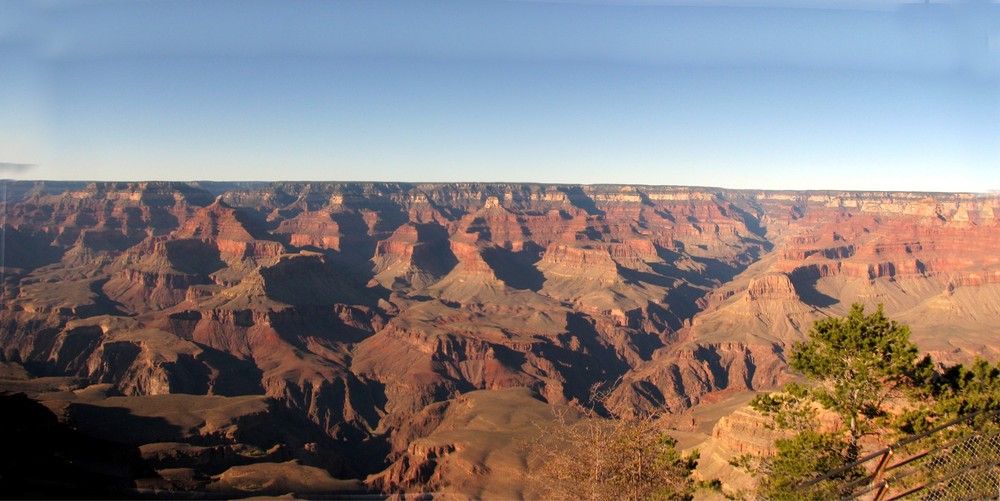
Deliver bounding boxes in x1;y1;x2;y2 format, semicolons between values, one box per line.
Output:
2;181;999;496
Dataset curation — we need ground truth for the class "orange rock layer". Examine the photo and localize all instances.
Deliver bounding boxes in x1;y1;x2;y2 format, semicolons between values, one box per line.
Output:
2;181;999;488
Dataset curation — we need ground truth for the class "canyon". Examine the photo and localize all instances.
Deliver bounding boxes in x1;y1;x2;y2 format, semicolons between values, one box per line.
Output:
2;181;999;497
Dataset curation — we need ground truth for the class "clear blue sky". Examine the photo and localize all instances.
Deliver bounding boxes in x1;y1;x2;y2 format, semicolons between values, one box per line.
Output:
1;0;998;191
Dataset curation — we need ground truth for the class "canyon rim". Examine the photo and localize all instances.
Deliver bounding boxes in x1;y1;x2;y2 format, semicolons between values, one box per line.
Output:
2;180;1000;497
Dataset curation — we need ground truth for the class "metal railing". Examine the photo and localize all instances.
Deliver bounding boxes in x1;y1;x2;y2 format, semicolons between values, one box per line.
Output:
795;410;1000;500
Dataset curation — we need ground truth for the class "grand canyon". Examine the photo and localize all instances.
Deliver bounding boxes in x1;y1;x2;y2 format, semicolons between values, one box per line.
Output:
3;181;1000;498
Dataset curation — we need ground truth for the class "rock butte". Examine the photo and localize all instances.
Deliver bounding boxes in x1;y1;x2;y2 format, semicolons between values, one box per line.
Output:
3;181;1000;497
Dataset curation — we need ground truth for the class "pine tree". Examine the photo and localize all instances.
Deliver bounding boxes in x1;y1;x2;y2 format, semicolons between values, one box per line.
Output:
790;303;931;450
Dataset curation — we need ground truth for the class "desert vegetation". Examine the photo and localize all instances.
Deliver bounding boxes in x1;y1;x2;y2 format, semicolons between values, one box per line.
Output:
524;304;1000;500
734;304;1000;500
525;390;700;501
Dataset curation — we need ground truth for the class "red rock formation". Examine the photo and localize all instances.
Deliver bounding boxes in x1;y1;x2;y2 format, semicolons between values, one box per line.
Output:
4;181;1000;497
175;199;285;263
539;243;620;282
746;273;798;301
2;182;211;271
274;211;342;250
371;223;456;290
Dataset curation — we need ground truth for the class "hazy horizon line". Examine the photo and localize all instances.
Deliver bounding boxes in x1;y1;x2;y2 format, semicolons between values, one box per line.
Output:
3;178;996;197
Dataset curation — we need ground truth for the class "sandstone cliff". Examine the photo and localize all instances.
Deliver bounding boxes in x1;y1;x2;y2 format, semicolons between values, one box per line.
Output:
3;181;1000;497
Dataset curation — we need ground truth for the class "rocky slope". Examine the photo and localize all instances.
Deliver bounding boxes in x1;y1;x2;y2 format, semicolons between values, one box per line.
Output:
2;181;999;497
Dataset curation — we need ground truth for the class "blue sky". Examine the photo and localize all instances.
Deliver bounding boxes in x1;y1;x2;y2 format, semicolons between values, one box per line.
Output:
1;0;998;191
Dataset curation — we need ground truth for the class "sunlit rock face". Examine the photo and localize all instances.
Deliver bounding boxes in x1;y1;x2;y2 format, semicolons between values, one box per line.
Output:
3;181;1000;493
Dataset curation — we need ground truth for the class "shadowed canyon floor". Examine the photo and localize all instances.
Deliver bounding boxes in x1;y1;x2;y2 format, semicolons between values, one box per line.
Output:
2;181;1000;497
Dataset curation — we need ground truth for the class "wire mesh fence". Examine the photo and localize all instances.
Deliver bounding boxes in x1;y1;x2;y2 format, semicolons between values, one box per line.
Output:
796;411;1000;500
880;429;1000;500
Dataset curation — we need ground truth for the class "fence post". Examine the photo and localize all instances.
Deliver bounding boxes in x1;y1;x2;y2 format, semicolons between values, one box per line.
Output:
871;448;893;501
